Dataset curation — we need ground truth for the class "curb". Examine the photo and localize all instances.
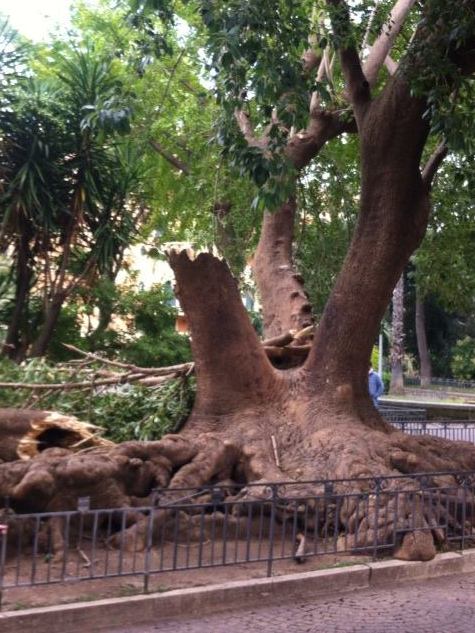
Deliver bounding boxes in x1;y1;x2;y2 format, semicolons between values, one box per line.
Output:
2;549;475;633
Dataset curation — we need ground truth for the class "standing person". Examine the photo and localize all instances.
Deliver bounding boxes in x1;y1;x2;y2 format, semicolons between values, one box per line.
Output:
368;362;384;407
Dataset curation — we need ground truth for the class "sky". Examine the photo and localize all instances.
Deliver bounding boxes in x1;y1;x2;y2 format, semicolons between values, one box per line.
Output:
0;0;77;41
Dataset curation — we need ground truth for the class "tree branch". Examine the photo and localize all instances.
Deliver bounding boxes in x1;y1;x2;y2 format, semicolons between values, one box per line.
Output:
234;109;269;150
327;0;370;106
384;55;399;76
286;109;356;169
363;0;417;87
149;140;190;174
63;344;193;376
421;141;448;191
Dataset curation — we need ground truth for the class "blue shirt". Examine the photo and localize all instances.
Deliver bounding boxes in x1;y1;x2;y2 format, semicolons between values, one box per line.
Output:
368;370;384;406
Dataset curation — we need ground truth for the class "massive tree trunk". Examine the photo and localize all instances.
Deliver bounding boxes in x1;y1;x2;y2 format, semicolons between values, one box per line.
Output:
1;6;475;564
415;288;432;388
390;275;405;394
4;246;474;561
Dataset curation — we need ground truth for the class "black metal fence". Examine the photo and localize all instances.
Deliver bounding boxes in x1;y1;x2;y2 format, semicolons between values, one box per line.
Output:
1;471;475;603
404;376;475;390
379;407;475;443
380;406;427;423
393;421;475;443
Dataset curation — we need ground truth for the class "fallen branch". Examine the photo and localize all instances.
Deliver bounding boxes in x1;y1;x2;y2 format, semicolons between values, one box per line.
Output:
264;345;311;360
63;344;193;377
0;372;146;390
0;328;315;394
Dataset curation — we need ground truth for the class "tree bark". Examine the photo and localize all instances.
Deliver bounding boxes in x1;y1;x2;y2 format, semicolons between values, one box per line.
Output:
30;293;65;358
169;250;278;424
306;77;429;408
2;228;32;362
252;197;313;339
390;275;405;394
415;287;432;388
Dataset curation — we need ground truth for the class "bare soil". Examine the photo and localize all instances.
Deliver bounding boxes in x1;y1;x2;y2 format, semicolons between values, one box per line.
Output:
1;538;371;611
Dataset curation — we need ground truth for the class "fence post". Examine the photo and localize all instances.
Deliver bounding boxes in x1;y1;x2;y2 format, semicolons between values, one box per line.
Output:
143;494;158;594
372;478;382;561
267;485;278;578
0;524;8;610
461;478;468;551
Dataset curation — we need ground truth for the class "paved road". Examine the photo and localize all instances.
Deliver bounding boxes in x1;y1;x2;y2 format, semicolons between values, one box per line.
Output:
109;572;475;633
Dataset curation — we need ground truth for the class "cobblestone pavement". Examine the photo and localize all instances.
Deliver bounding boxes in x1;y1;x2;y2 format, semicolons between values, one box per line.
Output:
109;572;475;633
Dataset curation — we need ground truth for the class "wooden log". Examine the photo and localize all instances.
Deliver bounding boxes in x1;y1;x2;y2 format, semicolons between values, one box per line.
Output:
0;408;114;462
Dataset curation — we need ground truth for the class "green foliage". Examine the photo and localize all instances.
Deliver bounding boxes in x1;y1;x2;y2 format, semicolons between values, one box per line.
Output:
371;346;379;371
74;0;258;274
91;378;195;442
115;284;192;367
451;337;475;380
37;304;86;362
197;0;319;210
295;137;359;315
0;357;195;442
0;31;147;357
37;282;193;367
406;1;475;153
414;155;475;315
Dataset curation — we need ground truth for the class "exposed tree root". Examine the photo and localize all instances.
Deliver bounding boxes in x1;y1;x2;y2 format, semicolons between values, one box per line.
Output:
1;414;475;563
1;254;475;564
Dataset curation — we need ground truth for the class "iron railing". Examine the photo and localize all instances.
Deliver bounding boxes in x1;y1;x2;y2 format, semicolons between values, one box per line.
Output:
392;421;475;443
1;471;475;603
380;406;427;422
404;376;475;390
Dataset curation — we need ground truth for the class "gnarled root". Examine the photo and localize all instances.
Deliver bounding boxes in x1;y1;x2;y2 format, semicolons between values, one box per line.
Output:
3;415;475;565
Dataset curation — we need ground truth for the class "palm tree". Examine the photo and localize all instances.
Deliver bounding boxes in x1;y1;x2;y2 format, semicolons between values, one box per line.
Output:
0;40;140;359
0;20;64;359
29;47;136;357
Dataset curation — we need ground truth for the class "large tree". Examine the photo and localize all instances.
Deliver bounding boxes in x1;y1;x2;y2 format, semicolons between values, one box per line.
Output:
2;0;475;563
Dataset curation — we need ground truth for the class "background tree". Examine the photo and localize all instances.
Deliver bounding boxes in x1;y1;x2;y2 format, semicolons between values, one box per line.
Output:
390;274;405;393
0;36;145;359
412;155;475;381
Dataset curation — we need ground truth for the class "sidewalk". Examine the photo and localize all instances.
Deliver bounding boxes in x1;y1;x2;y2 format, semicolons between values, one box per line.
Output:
2;549;475;633
109;571;475;633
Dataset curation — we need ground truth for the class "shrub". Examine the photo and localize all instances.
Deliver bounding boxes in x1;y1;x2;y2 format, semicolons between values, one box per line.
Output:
451;337;475;380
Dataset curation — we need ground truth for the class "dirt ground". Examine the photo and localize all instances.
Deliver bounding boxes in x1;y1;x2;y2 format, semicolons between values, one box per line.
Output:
0;537;372;612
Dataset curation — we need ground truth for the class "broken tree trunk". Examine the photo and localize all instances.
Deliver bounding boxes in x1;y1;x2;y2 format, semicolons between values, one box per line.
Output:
0;408;113;463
